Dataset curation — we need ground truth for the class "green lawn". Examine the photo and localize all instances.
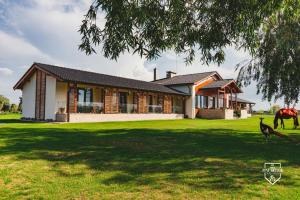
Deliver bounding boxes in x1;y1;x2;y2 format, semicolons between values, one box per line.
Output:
0;114;299;199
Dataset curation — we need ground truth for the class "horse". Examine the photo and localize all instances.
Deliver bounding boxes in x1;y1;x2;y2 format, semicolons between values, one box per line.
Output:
274;108;299;129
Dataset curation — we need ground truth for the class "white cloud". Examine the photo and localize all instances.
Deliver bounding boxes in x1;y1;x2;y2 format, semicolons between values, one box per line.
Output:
0;30;52;62
0;67;13;75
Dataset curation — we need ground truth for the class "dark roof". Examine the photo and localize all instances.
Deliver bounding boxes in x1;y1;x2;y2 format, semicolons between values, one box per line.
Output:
15;63;188;95
230;97;255;104
201;79;234;89
153;71;219;85
200;79;243;93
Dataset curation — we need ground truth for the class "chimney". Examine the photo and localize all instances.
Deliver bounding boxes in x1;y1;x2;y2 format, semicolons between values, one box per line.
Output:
153;68;157;81
166;71;176;78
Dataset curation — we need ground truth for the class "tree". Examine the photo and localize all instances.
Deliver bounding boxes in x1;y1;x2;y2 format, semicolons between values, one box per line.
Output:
10;104;18;113
237;1;300;106
269;105;281;114
0;95;9;106
79;0;282;64
18;97;22;112
0;102;3;112
79;0;300;105
2;104;10;112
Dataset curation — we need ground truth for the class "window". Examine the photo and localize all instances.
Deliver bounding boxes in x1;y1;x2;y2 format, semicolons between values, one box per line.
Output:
119;92;128;113
78;89;85;103
202;96;208;108
77;88;93;113
77;88;93;103
85;89;92;102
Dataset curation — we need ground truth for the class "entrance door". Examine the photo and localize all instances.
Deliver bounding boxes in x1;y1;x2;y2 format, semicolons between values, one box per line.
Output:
119;92;128;113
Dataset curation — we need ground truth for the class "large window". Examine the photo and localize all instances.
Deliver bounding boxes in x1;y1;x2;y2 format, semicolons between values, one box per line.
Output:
119;92;128;113
172;97;183;114
77;88;93;113
77;88;93;103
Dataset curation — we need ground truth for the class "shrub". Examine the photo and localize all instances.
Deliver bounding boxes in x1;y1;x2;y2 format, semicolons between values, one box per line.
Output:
10;104;19;113
2;104;10;112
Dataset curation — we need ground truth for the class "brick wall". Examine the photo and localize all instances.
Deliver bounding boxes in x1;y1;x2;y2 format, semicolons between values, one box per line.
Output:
104;88;119;113
197;108;234;119
35;70;46;120
68;84;77;113
137;92;147;113
163;95;172;114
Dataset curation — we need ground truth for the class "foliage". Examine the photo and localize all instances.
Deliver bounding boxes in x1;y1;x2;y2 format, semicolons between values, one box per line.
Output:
2;104;10;112
0;114;299;199
237;0;300;105
269;104;281;114
234;110;241;118
0;102;3;111
80;0;300;105
18;97;22;112
79;0;282;64
0;95;9;106
256;109;265;114
10;104;18;113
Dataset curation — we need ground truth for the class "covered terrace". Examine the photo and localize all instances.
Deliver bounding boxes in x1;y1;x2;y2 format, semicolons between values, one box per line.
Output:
195;79;244;119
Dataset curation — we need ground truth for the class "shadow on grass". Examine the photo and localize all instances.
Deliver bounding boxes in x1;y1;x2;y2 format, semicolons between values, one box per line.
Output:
0;126;299;193
0;118;43;124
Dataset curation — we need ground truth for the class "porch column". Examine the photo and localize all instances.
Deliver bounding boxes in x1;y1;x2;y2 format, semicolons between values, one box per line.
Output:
223;93;226;109
104;88;119;114
67;83;77;114
137;92;147;113
216;90;219;108
235;93;238;110
230;89;233;109
104;88;112;114
163;95;172;114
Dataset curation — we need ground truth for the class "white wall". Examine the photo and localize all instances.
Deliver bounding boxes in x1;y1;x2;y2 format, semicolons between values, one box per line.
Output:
22;73;36;118
240;109;248;119
45;76;57;120
69;113;184;123
169;84;195;118
55;82;68;113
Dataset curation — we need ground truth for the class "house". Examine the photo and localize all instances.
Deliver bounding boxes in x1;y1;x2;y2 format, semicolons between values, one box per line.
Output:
14;63;255;122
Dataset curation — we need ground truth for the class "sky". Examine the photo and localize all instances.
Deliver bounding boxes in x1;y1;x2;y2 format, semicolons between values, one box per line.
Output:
0;0;290;110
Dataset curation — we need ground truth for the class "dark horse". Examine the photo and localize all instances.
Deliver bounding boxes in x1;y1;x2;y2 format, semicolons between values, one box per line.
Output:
274;108;299;129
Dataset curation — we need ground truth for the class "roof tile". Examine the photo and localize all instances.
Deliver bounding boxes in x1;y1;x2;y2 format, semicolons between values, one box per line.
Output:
153;71;218;85
35;63;187;95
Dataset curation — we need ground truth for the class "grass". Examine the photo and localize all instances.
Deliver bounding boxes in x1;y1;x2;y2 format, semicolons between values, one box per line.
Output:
0;114;300;199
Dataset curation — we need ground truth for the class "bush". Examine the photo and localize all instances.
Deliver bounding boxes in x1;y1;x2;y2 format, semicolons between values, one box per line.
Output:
10;104;19;113
2;104;10;112
269;105;281;114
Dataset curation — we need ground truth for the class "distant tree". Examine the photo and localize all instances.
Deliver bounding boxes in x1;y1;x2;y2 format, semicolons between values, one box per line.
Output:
257;109;265;114
18;97;22;112
269;105;281;114
2;104;10;112
0;95;9;106
0;102;3;112
10;104;18;113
